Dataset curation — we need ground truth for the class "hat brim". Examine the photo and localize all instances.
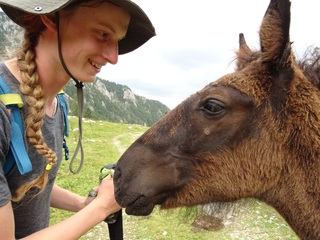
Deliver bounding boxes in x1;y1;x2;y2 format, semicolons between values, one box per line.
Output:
0;0;155;54
107;0;156;54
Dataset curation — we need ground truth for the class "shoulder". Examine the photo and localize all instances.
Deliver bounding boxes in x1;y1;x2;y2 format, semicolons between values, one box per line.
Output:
0;101;11;132
0;63;20;93
0;62;15;167
0;62;13;135
0;101;11;180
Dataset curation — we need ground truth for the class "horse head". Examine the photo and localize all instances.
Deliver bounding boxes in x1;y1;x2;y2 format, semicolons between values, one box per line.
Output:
114;1;320;239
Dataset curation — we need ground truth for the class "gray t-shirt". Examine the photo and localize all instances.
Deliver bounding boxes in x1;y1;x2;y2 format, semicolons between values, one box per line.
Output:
0;62;65;238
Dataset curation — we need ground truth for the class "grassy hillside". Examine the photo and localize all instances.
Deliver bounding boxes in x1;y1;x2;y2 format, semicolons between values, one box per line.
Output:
51;118;298;239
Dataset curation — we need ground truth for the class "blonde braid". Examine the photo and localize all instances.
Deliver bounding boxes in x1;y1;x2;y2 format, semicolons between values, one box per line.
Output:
12;31;57;202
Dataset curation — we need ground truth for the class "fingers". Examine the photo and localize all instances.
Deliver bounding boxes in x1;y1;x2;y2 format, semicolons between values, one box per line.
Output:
88;189;98;197
89;176;114;199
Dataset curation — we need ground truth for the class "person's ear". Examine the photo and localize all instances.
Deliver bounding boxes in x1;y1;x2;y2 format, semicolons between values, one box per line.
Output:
40;15;57;32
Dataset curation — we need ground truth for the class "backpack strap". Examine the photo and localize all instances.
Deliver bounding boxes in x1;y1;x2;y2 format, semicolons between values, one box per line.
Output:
0;78;71;175
0;77;32;175
57;91;69;137
57;91;70;160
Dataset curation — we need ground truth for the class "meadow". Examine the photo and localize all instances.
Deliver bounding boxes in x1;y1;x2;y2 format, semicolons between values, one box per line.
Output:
50;117;298;239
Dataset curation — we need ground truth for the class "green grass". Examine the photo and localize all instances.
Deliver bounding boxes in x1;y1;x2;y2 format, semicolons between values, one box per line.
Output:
51;117;298;239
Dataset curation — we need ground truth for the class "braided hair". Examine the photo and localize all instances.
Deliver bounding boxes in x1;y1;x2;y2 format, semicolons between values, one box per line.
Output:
12;15;57;202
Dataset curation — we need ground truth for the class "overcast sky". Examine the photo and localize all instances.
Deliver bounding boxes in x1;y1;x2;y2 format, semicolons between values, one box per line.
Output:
99;0;320;109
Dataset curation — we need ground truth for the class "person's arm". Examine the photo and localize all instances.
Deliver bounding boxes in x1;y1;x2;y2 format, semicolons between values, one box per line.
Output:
0;177;121;240
0;201;15;239
26;198;108;239
50;184;88;212
23;177;120;240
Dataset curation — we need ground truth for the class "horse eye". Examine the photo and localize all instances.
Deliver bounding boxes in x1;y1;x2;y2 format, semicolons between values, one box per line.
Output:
201;99;225;115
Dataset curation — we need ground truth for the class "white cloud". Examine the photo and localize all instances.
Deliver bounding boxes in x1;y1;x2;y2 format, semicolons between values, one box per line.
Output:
99;0;320;109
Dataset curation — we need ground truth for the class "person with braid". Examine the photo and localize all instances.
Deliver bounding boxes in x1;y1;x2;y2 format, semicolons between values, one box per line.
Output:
0;0;155;239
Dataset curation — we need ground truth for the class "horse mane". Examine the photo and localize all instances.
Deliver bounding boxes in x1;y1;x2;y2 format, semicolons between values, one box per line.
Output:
235;35;320;90
297;46;320;89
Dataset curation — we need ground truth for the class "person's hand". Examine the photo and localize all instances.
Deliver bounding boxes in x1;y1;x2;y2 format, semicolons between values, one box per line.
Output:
91;176;122;217
85;186;98;206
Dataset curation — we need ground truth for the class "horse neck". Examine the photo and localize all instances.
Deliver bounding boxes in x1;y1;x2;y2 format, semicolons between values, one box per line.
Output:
259;167;320;240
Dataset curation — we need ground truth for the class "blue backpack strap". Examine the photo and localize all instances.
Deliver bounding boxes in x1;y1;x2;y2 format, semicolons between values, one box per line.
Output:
57;91;70;160
0;77;32;175
57;91;69;137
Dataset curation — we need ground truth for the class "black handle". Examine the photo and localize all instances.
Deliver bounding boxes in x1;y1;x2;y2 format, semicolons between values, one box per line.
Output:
107;209;123;240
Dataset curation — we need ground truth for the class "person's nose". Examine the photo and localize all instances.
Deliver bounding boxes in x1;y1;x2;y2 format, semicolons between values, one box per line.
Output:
102;42;119;64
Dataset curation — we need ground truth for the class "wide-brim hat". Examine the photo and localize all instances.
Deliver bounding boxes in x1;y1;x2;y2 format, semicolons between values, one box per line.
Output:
0;0;156;54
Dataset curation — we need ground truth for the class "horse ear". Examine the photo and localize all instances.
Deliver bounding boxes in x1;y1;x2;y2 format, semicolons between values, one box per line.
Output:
236;33;258;70
260;0;292;68
260;0;294;113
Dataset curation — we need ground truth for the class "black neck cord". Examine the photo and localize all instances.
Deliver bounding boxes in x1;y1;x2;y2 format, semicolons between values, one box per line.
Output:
55;12;84;174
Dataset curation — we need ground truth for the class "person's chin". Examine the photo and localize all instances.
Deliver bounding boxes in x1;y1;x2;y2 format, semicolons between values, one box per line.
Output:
78;75;97;83
74;73;97;83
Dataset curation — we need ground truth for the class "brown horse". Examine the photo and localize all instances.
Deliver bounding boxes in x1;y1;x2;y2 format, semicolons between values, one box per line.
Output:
114;0;320;239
